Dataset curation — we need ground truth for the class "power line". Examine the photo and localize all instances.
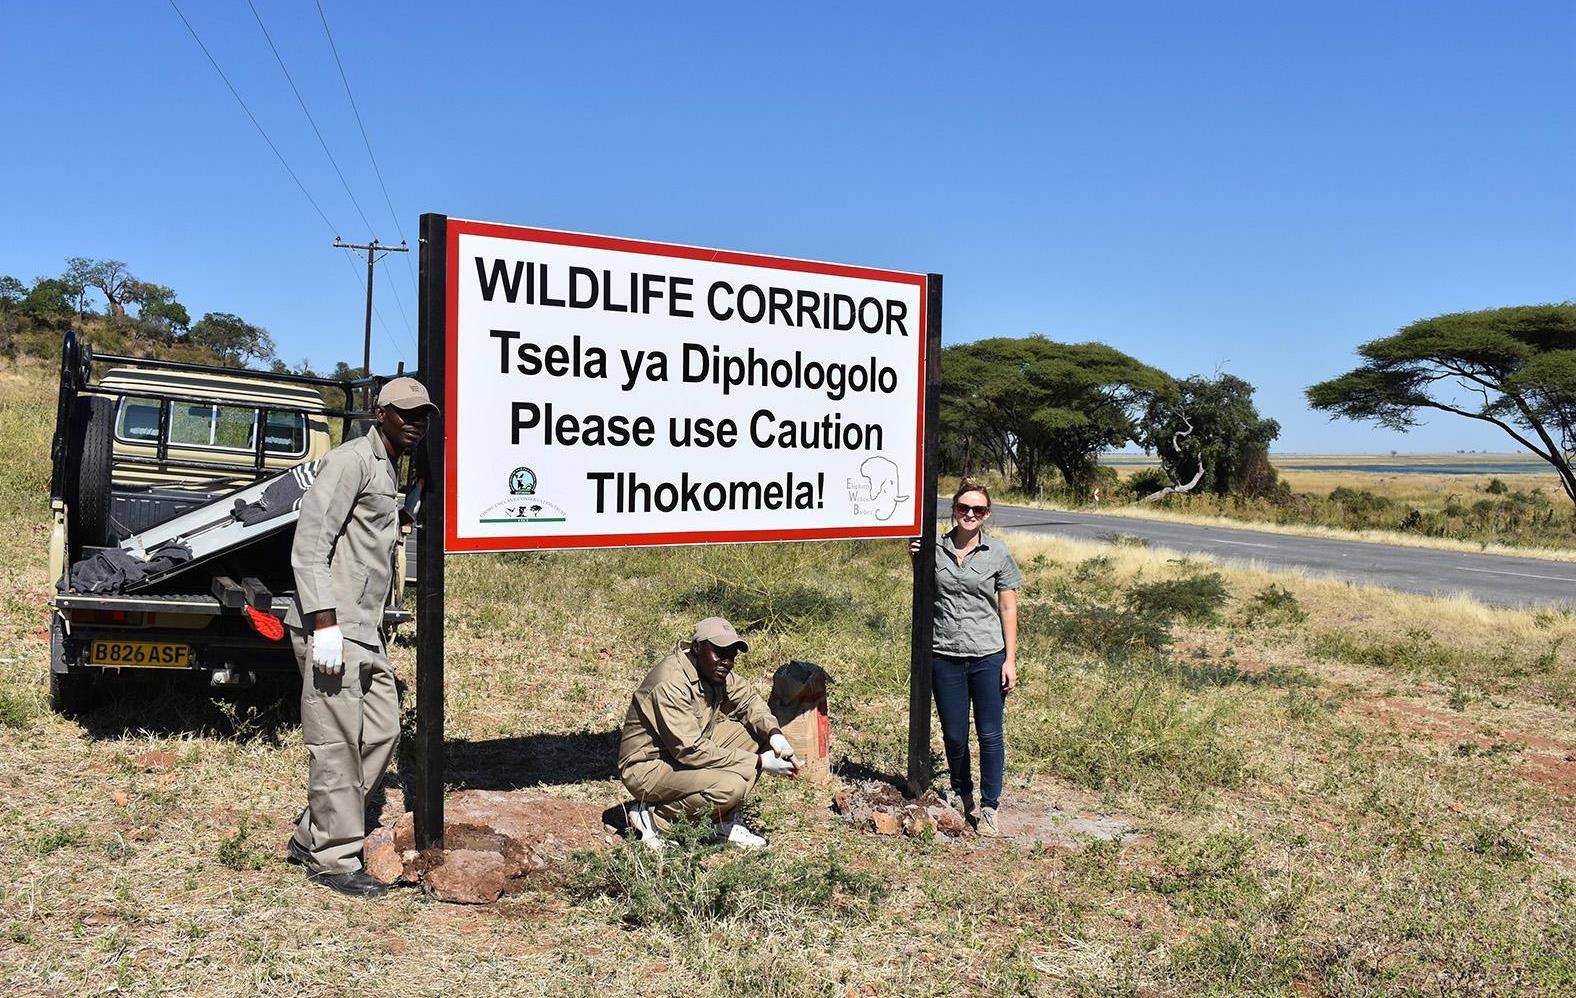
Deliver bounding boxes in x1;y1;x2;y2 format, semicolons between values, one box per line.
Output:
166;0;339;239
316;0;420;305
248;0;416;354
245;0;377;238
167;1;409;369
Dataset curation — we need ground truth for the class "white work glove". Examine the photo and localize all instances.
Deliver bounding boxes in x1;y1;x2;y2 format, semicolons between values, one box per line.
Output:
769;732;797;763
759;751;797;777
311;625;344;675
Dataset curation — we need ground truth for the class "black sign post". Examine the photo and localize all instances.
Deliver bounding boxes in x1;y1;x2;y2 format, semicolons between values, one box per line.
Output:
906;274;943;798
414;213;448;850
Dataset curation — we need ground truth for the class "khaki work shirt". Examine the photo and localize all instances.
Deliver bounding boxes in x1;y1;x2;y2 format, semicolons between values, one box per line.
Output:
618;648;778;773
289;427;401;645
933;529;1024;657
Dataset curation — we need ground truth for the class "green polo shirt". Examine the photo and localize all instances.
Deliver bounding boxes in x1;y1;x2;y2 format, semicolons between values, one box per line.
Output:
933;529;1024;657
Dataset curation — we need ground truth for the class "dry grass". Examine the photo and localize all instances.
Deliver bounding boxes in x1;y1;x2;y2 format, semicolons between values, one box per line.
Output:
1081;499;1576;562
4;521;1574;995
3;356;1575;996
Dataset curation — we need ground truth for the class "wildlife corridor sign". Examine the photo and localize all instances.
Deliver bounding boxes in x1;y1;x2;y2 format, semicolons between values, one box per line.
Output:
442;219;929;552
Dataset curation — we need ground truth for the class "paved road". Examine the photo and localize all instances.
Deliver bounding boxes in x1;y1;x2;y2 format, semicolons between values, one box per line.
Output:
935;501;1576;610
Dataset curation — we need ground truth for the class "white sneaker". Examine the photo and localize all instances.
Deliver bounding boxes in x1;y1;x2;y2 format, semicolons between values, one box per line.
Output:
627;801;667;851
714;818;768;850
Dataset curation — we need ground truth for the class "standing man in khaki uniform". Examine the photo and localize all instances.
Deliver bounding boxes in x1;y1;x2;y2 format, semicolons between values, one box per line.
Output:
619;617;798;850
285;377;435;897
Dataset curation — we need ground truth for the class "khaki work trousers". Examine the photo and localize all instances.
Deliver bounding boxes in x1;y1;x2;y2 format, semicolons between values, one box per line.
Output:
288;628;400;875
620;718;761;827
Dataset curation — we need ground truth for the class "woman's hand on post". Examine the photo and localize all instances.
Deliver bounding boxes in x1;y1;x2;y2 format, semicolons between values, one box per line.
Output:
908;538;921;561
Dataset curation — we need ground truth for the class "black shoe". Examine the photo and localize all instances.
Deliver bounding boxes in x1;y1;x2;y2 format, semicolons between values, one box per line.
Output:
285;837;312;866
306;868;390;898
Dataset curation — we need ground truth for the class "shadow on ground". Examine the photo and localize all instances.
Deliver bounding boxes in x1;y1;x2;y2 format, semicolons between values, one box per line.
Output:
432;729;622;791
68;672;301;743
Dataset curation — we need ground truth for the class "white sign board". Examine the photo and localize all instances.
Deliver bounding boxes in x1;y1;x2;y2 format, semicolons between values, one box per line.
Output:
442;220;929;552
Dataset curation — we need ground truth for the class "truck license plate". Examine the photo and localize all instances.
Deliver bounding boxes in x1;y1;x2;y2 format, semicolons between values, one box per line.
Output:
87;640;193;669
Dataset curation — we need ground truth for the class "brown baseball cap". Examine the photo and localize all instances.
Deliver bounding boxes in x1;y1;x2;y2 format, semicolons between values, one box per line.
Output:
690;616;748;652
377;376;438;414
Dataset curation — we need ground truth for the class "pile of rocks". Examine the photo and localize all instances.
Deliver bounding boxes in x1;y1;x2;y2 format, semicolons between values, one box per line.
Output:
363;789;617;904
831;781;971;841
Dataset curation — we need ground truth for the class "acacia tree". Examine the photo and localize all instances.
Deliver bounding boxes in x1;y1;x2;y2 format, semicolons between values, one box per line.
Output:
1308;304;1576;505
941;336;1174;493
64;257;136;316
1141;373;1281;498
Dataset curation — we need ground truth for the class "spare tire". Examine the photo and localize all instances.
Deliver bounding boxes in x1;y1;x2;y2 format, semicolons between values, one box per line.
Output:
66;395;114;554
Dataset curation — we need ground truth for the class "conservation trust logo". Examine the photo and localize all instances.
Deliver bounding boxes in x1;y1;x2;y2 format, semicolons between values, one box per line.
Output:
479;466;567;524
845;455;909;521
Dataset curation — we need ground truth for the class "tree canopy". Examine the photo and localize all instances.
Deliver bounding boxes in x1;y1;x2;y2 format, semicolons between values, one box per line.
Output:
1141;373;1281;497
188;312;276;368
127;281;190;339
941;336;1174;493
1307;304;1576;504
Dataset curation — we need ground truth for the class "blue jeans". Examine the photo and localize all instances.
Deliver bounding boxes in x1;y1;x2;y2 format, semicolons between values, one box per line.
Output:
932;649;1006;810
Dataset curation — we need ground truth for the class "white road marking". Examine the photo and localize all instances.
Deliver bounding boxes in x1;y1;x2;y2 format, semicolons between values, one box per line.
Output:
1456;566;1576;583
1212;538;1277;548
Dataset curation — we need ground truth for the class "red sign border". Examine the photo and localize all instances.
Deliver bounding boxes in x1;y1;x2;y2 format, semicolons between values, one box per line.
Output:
442;219;929;553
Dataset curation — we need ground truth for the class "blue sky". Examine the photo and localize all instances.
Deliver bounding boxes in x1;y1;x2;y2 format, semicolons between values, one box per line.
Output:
3;2;1571;452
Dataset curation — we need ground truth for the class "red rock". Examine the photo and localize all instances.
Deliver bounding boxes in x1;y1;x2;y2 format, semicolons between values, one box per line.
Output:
832;788;851;815
871;811;901;835
1448;802;1466;814
392;811;416;853
110;790;129;808
901;805;936;838
422;849;517;904
136;750;175;771
364;825;404;884
930;805;969;837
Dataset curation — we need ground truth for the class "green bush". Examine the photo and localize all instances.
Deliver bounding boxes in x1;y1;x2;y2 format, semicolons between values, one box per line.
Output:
1046;679;1245;798
1328;487;1392;515
0;687;37;729
1240;584;1306;628
568;833;884;930
1125;573;1228;624
1128;467;1172;499
216;817;271;871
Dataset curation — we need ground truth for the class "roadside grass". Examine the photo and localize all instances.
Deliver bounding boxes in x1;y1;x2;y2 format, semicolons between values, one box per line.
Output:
1086;498;1576;562
951;463;1576;560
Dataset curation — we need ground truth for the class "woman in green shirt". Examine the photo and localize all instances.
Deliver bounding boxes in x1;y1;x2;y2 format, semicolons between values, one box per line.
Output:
914;479;1023;835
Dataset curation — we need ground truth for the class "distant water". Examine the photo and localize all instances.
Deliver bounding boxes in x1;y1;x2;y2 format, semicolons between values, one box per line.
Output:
1286;462;1550;475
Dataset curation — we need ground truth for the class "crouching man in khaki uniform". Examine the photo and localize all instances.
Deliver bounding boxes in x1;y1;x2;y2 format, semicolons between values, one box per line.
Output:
285;377;435;897
619;617;798;849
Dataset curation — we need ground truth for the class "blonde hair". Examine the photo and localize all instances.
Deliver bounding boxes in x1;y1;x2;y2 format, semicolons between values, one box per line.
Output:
952;477;991;509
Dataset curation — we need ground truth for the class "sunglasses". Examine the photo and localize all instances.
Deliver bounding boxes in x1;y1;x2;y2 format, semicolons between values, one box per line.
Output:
953;503;990;518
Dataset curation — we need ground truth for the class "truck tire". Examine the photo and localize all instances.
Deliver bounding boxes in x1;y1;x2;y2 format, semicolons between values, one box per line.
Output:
67;395;114;554
48;613;93;716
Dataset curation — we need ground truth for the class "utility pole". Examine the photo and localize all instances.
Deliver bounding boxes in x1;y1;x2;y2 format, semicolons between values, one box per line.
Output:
333;238;409;377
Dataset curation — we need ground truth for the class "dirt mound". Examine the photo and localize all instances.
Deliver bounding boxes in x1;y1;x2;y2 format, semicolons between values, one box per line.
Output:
368;790;617;903
831;779;1140;848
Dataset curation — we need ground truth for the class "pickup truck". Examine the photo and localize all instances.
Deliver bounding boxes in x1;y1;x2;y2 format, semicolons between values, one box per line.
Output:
46;330;414;714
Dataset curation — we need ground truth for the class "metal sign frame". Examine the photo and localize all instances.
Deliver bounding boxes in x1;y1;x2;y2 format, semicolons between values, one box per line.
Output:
412;212;941;847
